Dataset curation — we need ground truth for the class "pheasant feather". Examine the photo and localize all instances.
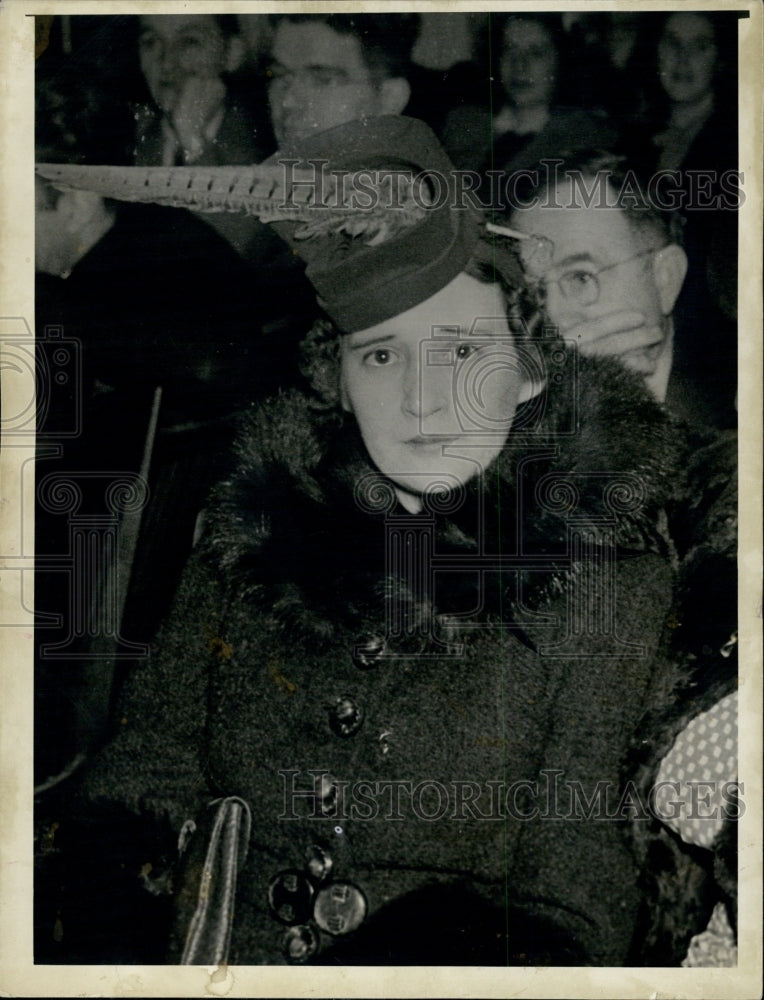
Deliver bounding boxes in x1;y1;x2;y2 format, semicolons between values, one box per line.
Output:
35;161;554;270
35;162;429;244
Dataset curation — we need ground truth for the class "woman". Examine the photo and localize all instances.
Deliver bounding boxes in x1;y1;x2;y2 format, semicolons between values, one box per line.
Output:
619;10;738;431
48;117;734;967
649;11;732;177
441;13;616;177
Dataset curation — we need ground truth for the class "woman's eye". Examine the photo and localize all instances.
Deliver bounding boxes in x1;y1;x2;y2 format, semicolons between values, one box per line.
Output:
363;349;395;367
455;343;478;361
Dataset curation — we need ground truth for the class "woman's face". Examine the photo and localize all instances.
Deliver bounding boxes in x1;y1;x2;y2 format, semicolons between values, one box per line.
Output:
500;18;558;110
658;12;717;106
340;273;528;503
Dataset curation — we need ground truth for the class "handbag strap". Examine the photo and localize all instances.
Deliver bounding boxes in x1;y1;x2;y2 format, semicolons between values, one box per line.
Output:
180;796;252;965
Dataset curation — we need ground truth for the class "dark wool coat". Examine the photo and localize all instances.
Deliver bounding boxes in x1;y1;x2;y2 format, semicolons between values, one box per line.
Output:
624;429;738;965
74;350;736;967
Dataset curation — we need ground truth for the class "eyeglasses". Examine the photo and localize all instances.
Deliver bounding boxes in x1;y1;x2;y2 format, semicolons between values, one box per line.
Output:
549;250;656;307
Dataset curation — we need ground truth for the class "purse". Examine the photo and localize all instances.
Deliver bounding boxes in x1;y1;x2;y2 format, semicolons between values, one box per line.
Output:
170;796;252;965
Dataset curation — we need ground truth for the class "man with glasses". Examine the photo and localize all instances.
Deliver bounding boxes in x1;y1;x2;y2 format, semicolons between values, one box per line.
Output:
266;14;417;147
508;153;689;407
510;152;738;967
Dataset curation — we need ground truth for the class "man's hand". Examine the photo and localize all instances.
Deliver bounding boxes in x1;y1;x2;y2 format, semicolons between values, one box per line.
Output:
167;76;226;162
561;310;673;402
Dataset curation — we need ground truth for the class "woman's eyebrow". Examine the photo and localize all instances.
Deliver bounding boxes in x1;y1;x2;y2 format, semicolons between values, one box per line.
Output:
349;334;396;352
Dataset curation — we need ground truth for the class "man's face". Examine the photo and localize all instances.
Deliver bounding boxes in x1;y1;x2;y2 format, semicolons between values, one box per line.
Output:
35;177;71;277
511;179;668;362
658;12;717;106
139;15;232;112
268;20;388;146
340;273;525;502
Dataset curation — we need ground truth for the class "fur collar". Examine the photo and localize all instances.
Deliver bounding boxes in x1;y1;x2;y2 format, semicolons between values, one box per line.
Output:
202;350;684;641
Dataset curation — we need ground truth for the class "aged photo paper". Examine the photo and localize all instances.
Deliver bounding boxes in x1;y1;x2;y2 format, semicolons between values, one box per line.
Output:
1;1;761;997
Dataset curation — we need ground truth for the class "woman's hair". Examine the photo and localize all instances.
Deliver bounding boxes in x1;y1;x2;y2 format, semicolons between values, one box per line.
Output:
299;228;543;407
478;12;567;108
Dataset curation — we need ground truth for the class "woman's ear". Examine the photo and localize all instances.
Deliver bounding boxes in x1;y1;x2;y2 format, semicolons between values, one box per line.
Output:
339;368;353;413
652;244;688;315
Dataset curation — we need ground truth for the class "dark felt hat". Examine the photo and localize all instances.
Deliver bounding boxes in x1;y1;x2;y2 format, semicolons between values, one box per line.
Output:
264;116;484;333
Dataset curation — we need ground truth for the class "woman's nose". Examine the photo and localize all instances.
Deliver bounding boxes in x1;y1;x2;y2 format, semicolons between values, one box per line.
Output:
158;43;179;75
402;359;451;420
512;50;531;75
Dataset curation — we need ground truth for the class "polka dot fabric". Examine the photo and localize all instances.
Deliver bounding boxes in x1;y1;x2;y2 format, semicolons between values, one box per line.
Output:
681;902;737;967
654;691;738;849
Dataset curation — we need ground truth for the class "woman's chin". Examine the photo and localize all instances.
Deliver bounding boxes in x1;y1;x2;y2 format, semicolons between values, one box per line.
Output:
389;451;501;501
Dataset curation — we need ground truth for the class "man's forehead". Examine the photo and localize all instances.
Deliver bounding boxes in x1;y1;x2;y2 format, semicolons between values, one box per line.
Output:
140;15;219;38
505;19;552;48
512;179;637;264
35;173;54;206
664;12;715;44
272;20;368;72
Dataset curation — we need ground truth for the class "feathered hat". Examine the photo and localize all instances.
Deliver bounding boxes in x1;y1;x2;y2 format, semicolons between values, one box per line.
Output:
36;116;552;333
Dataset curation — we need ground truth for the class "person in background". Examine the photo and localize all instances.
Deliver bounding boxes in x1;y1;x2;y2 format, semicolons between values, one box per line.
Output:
133;14;276;259
33;66;297;788
618;11;739;430
508;150;736;428
508;152;686;407
504;144;739;966
135;13;271;167
507;164;737;956
265;13;416;146
650;11;731;177
441;13;616;177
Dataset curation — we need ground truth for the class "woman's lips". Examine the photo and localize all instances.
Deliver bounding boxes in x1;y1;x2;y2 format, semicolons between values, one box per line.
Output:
406;435;461;447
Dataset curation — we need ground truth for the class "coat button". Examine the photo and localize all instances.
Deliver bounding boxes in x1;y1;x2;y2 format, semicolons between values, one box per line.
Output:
268;870;315;925
327;695;364;737
352;635;387;669
305;844;333;882
378;729;394;758
316;772;342;816
283;924;319;963
313;882;367;936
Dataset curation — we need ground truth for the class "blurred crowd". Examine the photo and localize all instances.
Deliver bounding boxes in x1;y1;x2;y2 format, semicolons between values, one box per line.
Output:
34;11;740;784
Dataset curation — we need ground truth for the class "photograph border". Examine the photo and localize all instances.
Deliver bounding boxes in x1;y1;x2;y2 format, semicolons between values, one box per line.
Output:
1;1;761;996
